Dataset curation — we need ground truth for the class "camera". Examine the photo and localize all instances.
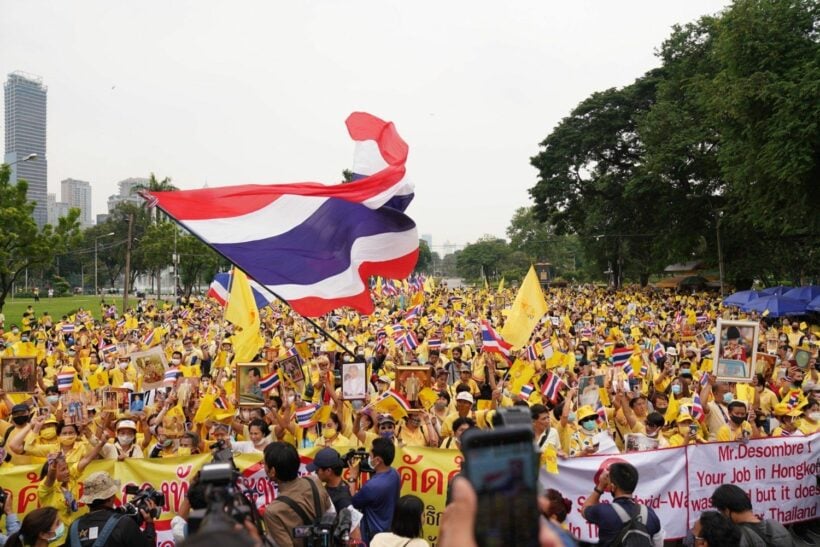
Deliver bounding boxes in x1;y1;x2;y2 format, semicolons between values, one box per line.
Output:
340;448;374;474
186;462;260;539
293;507;354;547
118;485;165;525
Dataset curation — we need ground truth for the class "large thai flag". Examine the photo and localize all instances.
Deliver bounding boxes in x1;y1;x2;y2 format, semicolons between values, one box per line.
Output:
208;271;277;310
148;113;417;317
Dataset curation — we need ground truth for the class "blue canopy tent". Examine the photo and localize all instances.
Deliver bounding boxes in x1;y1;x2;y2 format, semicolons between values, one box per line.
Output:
741;295;807;317
807;295;820;313
783;285;820;302
758;285;793;296
723;290;761;308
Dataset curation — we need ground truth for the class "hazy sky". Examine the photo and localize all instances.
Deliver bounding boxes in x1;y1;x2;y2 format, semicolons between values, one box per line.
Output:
2;1;729;251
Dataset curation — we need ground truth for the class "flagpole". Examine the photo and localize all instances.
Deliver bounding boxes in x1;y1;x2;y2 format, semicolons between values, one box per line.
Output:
146;198;357;359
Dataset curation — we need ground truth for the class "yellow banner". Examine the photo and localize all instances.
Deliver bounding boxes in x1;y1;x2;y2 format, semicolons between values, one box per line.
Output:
0;447;462;545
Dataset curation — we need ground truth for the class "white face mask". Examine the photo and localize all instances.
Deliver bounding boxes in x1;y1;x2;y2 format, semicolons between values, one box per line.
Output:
117;433;135;445
809;412;820;422
171;358;181;365
285;341;294;348
119;361;129;369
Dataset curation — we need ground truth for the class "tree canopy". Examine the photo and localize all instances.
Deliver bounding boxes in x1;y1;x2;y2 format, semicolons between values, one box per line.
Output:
529;0;819;287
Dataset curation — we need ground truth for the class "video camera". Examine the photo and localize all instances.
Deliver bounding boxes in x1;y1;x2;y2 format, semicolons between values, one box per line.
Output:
293;507;354;547
340;448;374;474
117;485;165;526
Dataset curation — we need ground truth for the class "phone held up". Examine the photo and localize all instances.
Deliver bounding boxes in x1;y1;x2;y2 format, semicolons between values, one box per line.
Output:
461;407;540;547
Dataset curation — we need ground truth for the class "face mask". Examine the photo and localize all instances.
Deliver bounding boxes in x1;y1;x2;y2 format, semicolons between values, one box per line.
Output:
89;364;98;372
582;420;596;432
177;446;192;457
680;368;691;376
730;415;745;426
41;427;57;440
646;429;658;438
112;430;135;444
46;395;60;405
434;402;447;411
119;362;129;369
171;358;181;365
575;355;583;362
285;341;294;348
367;457;377;469
808;412;820;422
351;400;364;411
161;438;173;448
49;522;66;542
287;395;295;405
12;415;29;426
12;328;19;334
567;412;576;423
723;393;734;404
379;430;394;440
322;427;337;439
678;426;690;436
671;385;681;395
21;337;29;342
60;434;77;446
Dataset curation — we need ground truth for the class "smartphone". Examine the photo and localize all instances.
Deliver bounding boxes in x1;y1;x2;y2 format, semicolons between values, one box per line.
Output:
461;427;540;547
689;423;699;435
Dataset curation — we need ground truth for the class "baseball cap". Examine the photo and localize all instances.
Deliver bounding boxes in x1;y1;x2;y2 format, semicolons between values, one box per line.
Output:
80;471;121;503
456;392;474;404
116;420;137;431
306;447;344;472
378;414;396;426
11;404;30;415
459;365;471;373
377;375;391;385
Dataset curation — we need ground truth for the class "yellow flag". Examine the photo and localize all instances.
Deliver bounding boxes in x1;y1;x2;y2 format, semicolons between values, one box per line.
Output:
544;443;559;474
508;359;536;394
314;404;332;425
417;387;438;411
665;393;680;424
736;383;755;405
373;392;409;421
224;268;264;362
497;277;505;293
500;266;547;348
194;393;215;424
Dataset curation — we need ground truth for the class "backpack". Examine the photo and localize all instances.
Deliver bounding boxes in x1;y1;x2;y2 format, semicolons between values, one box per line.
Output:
610;502;653;547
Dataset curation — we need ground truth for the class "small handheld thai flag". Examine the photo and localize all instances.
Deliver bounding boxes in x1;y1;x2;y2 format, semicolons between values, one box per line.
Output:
526;344;538;361
623;362;635;379
639;362;649;377
519;384;534;400
699;372;710;387
427;338;441;350
692;394;706;423
696;313;708;324
142;330;156;347
57;372;75;393
480;320;513;362
259;372;281;393
595;400;607;423
214;396;229;410
100;344;118;358
164;369;181;385
611;347;633;367
391;324;406;337
295;404;319;428
61;324;75;334
404;305;423;322
401;332;419;351
652;343;665;362
116;318;126;328
541;372;563;404
540;340;554;360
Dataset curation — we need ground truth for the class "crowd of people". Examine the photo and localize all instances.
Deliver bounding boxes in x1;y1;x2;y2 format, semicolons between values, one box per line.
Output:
0;281;818;546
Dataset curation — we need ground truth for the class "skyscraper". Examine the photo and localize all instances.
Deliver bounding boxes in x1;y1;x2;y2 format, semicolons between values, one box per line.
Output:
4;71;48;227
61;178;93;227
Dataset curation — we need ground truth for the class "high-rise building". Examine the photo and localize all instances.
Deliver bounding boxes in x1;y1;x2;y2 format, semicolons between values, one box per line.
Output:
4;71;48;227
107;177;148;212
61;178;93;227
46;192;71;225
421;233;433;249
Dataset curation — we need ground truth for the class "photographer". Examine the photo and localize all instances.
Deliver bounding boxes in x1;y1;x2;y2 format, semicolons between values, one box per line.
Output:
348;437;400;545
262;442;332;547
307;448;352;511
65;472;156;547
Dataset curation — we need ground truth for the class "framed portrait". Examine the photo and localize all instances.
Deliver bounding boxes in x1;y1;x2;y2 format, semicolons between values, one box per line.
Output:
236;362;269;407
578;374;606;407
395;366;432;410
713;319;758;383
129;347;168;391
102;388;131;412
129;392;146;414
755;353;777;375
1;357;37;393
341;361;367;401
64;400;87;426
624;433;660;453
278;355;304;384
793;348;812;370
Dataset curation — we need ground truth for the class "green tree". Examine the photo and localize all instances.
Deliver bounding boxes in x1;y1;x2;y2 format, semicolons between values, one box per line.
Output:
506;207;587;279
0;165;81;311
456;236;511;282
415;239;433;273
177;234;226;296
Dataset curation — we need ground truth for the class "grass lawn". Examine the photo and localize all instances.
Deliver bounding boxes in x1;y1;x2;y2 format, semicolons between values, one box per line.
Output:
1;296;106;326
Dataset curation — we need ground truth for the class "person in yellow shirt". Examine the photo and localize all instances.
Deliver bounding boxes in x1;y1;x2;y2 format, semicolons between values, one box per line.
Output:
770;403;802;437
568;405;600;457
454;365;480;399
352;410;379;450
316;412;353;449
797;398;819;435
439;391;494;438
715;400;757;442
668;412;702;447
396;412;438;447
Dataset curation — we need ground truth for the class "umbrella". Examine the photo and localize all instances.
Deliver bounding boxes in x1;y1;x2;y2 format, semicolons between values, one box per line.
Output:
758;285;793;296
723;290;761;308
741;295;807;317
783;285;820;302
807;295;820;313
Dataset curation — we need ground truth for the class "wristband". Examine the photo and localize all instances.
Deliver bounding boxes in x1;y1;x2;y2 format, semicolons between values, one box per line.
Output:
593;487;604;495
